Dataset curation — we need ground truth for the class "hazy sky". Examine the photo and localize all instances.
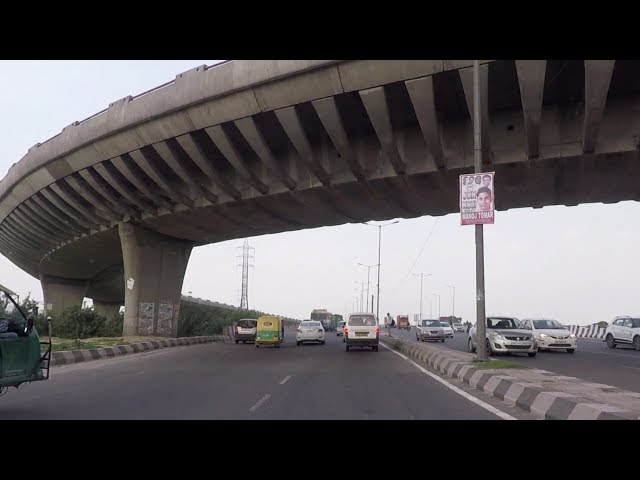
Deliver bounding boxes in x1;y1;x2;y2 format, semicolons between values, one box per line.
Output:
0;60;637;326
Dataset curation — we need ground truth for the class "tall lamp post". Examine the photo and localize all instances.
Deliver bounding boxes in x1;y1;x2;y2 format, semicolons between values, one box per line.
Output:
432;293;441;319
362;220;399;321
444;283;456;319
411;273;431;324
358;262;376;313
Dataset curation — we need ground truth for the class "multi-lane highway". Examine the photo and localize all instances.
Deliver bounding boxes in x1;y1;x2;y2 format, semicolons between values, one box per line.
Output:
392;328;640;393
0;333;516;420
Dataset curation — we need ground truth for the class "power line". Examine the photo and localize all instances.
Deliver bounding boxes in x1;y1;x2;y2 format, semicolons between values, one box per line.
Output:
390;218;439;292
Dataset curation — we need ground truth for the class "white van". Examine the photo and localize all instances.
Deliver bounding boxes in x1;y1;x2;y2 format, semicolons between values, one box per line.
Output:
345;313;379;352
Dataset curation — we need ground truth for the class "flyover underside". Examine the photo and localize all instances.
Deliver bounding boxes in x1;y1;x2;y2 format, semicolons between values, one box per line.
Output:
35;150;640;305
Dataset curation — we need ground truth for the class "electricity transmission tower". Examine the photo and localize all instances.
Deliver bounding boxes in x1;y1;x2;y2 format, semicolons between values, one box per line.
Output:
236;239;255;310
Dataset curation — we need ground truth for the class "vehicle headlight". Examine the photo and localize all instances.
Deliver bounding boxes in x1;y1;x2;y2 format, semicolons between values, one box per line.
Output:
490;332;504;340
538;333;548;339
569;334;576;338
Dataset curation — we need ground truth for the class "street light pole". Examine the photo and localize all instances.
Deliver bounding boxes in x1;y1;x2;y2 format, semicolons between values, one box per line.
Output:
412;273;431;324
473;59;488;360
358;263;376;313
444;284;456;319
363;220;399;321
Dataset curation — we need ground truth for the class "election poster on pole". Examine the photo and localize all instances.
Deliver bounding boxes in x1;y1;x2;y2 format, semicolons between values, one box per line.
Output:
460;172;495;225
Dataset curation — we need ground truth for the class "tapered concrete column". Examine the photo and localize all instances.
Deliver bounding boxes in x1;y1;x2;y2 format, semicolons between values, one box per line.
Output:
119;223;193;337
93;300;122;320
40;273;88;318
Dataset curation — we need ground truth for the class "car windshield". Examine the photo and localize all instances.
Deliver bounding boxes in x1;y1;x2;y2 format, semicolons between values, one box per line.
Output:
631;318;640;328
532;319;564;329
487;317;522;329
349;315;376;326
421;320;441;327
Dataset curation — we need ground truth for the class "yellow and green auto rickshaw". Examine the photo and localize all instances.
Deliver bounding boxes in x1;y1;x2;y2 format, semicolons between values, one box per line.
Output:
255;315;283;348
0;283;52;398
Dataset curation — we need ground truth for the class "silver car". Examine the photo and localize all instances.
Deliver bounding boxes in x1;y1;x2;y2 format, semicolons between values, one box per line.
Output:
468;316;537;357
416;319;446;342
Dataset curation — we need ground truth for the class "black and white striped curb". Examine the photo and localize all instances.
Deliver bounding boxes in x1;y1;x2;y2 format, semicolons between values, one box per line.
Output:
50;335;231;366
381;335;640;420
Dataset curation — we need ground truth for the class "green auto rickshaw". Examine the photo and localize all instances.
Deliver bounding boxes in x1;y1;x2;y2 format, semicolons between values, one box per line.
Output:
255;315;283;348
0;283;52;397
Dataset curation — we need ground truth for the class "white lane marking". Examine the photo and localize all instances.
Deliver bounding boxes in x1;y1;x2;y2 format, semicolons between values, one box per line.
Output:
380;342;516;420
249;394;271;412
279;375;292;385
621;365;640;371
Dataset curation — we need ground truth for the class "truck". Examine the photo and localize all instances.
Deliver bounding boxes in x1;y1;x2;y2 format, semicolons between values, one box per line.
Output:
330;314;343;331
311;309;333;332
396;314;411;330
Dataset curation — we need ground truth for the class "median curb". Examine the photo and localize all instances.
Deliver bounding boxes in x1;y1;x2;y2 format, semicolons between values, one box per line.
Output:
50;335;231;367
381;335;640;420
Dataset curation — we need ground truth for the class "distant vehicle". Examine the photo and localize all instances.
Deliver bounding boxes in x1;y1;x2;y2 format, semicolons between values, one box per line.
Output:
440;321;454;338
255;315;283;348
311;309;333;332
396;315;411;331
452;322;465;332
416;319;445;342
605;316;640;351
296;321;326;346
234;318;257;344
336;320;346;337
330;314;343;332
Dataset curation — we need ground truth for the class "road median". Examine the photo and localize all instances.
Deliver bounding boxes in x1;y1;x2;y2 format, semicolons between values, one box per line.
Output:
381;334;640;420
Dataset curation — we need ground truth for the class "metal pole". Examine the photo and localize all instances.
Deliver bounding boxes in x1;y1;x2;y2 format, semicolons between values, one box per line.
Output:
474;59;487;361
419;275;423;322
366;267;370;311
376;225;381;321
371;295;374;313
451;286;456;318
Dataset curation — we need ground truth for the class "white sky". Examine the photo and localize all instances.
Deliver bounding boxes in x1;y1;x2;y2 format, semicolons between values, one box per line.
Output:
1;60;637;326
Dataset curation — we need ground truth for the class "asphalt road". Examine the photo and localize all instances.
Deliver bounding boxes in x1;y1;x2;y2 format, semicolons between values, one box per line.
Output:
391;328;640;393
0;333;508;420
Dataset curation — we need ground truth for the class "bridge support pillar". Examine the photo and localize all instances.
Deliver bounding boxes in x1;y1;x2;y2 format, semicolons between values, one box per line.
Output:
40;274;88;318
93;300;122;320
119;223;193;338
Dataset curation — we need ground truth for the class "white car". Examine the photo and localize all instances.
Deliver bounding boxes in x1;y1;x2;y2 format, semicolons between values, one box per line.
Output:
336;320;346;336
440;322;454;338
605;316;640;351
521;318;577;353
452;323;465;332
296;321;325;346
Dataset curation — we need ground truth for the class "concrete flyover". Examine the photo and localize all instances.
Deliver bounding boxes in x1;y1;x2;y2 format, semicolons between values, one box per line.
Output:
0;59;635;337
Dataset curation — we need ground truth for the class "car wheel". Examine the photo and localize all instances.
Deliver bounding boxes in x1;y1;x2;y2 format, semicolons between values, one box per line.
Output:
485;339;492;356
321;341;325;345
468;338;476;353
296;341;301;346
441;339;445;343
606;334;616;349
528;352;536;357
566;348;575;353
235;340;239;344
255;343;259;348
345;345;350;352
633;336;640;351
373;346;378;351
